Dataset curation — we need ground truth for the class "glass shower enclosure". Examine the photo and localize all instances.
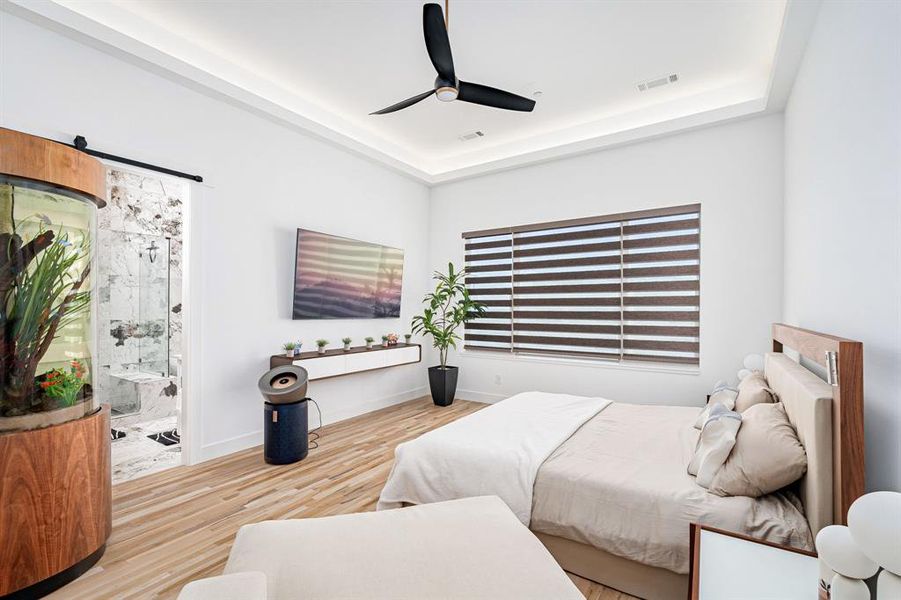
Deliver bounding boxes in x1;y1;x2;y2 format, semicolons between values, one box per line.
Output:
138;235;170;378
99;230;171;418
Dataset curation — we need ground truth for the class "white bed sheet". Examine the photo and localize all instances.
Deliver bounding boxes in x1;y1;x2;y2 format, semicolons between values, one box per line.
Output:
378;391;611;524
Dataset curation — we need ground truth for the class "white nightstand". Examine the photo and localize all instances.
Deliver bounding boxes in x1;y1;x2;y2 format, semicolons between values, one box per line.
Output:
689;524;820;600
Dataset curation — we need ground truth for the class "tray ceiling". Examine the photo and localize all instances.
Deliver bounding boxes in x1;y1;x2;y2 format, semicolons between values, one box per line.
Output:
4;0;819;183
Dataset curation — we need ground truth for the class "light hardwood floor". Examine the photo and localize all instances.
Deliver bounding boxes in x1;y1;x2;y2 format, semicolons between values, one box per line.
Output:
51;398;636;599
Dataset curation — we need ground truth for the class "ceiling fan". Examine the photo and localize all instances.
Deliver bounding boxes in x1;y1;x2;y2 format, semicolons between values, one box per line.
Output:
370;1;536;115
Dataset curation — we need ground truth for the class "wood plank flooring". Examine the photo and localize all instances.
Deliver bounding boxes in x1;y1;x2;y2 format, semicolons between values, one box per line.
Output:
50;397;635;599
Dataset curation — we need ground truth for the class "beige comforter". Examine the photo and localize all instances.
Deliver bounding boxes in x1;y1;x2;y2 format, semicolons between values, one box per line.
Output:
530;403;814;574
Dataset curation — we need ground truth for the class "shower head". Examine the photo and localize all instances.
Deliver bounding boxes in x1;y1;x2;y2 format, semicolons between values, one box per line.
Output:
147;240;159;263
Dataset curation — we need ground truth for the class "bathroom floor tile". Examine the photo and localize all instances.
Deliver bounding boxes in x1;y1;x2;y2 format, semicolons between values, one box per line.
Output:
111;415;181;484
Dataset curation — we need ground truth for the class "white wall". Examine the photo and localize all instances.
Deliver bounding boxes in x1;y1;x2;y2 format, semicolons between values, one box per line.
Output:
784;1;901;492
428;115;785;406
0;13;431;462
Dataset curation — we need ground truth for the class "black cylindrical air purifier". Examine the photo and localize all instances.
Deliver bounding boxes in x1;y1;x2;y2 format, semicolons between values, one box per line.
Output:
258;365;310;465
263;399;308;464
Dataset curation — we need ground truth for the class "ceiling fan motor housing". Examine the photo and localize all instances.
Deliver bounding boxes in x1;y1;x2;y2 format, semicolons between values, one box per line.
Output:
435;76;459;101
435;75;457;90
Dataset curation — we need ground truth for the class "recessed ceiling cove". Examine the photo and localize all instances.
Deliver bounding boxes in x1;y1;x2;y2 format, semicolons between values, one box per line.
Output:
8;0;809;183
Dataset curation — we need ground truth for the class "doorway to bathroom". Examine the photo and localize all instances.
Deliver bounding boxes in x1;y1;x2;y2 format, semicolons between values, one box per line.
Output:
97;167;186;484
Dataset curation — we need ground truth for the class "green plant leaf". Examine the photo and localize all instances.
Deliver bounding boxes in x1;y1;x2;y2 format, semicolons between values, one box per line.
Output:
409;262;485;368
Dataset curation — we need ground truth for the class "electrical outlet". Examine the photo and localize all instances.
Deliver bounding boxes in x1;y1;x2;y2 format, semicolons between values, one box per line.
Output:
494;375;502;386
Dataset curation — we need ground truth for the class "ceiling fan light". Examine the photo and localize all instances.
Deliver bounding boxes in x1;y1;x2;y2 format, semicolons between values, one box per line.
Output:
436;86;458;102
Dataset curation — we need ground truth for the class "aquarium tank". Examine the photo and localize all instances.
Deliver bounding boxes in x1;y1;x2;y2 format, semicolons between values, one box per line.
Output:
0;175;97;432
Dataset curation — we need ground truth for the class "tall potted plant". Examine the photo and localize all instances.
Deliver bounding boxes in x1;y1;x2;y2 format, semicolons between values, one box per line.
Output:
412;263;485;406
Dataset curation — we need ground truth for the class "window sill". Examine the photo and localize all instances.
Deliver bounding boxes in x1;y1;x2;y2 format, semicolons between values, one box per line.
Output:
458;348;701;376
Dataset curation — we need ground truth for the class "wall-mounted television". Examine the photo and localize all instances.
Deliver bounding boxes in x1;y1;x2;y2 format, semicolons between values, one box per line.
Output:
293;229;404;319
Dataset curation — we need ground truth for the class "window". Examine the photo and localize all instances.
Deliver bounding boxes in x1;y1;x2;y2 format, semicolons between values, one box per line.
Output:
462;204;700;366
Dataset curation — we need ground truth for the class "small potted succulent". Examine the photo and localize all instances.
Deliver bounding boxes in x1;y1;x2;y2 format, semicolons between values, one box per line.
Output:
404;333;412;344
381;335;389;348
365;336;374;349
386;333;398;346
316;339;329;355
342;337;352;351
283;342;297;358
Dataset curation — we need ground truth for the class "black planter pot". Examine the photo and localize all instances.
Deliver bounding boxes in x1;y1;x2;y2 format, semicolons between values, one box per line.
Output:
428;366;459;407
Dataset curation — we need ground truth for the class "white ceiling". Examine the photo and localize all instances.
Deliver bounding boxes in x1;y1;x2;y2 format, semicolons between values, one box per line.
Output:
6;0;819;183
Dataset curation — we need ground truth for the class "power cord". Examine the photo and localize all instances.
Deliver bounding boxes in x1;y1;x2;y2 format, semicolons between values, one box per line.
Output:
307;398;322;450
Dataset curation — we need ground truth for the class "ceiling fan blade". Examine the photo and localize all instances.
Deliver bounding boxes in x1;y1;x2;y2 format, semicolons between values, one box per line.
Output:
370;90;435;115
423;3;455;82
457;81;536;112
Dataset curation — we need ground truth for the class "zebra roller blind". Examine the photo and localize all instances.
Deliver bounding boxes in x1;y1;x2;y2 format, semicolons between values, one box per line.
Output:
462;204;700;366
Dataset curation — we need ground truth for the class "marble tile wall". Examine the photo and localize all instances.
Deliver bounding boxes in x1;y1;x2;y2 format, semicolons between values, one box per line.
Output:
96;168;185;423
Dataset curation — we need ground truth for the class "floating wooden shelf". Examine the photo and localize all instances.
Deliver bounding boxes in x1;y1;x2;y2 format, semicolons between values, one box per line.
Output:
270;343;421;381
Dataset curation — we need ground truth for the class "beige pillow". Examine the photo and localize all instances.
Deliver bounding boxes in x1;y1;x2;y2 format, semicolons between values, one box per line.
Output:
709;402;807;498
734;372;777;412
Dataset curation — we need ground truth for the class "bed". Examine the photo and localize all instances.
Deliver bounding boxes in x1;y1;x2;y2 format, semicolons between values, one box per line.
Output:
377;324;865;600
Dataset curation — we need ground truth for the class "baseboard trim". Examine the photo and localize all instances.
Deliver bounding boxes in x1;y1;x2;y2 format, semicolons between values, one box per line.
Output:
197;386;429;463
321;386;429;424
198;430;262;463
454;389;507;404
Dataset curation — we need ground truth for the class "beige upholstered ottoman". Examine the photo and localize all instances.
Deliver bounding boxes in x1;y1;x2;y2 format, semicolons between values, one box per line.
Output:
179;495;583;600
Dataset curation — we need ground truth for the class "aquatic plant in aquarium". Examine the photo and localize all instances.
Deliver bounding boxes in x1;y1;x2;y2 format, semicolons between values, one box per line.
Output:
0;176;97;432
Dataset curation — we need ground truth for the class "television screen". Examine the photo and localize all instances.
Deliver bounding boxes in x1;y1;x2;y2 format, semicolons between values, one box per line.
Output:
293;229;404;319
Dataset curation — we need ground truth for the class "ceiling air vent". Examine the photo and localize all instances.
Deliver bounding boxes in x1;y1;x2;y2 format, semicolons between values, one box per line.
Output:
637;73;679;92
458;130;485;142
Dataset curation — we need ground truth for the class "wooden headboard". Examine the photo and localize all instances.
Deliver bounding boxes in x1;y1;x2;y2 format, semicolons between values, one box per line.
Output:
771;323;864;524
